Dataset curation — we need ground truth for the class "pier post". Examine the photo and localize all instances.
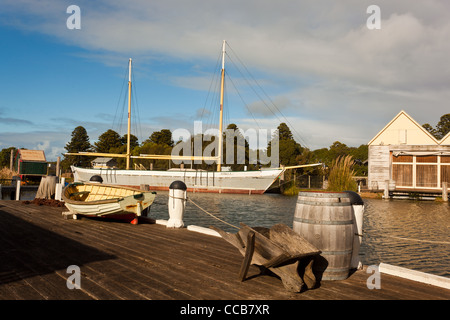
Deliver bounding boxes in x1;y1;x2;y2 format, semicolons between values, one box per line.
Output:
56;156;61;178
167;181;187;228
10;149;14;171
383;180;389;200
15;178;21;201
55;177;66;201
442;182;448;202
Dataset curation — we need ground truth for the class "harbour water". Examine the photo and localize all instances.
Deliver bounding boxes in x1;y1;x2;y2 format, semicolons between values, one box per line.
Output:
150;191;450;278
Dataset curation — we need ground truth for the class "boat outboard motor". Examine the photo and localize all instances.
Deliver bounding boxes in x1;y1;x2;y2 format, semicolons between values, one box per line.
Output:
90;175;103;183
346;191;364;270
167;180;187;228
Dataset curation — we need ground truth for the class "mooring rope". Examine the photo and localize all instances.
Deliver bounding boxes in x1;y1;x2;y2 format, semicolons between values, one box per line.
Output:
187;198;240;230
383;235;450;245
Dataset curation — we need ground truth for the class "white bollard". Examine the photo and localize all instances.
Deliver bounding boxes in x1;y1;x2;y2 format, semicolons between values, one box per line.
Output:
55;177;66;201
347;191;365;270
15;178;21;200
167;180;187;228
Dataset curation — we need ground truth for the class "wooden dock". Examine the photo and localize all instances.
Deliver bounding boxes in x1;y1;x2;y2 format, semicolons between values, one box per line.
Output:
0;200;448;302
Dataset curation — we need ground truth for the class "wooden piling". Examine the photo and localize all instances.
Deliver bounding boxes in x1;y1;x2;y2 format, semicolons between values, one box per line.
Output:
15;178;21;201
384;180;390;199
56;156;61;178
443;182;448;202
10;149;14;171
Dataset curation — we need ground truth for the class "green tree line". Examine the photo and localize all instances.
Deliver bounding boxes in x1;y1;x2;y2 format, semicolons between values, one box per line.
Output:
59;123;369;175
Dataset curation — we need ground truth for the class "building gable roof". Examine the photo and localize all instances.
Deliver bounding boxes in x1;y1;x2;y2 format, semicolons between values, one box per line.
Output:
92;157;115;163
440;131;450;145
368;110;439;146
18;150;46;162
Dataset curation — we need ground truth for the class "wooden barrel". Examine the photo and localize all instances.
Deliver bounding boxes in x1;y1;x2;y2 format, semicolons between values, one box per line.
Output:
293;191;354;281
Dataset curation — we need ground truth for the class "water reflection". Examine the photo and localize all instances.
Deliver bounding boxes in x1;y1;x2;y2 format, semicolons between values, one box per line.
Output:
361;199;450;277
151;192;450;277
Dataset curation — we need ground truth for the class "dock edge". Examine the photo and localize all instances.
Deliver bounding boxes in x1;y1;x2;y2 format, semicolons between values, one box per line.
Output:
379;262;450;290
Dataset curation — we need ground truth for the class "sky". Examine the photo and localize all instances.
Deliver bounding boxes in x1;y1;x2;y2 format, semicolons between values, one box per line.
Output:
0;0;449;161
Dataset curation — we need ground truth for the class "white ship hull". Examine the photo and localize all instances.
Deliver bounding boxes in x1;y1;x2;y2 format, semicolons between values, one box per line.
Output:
71;166;283;194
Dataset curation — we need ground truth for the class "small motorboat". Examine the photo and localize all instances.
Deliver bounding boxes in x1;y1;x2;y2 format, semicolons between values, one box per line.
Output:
62;182;156;224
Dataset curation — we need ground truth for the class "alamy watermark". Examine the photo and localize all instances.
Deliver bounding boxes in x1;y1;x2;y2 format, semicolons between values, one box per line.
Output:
66;5;380;31
367;5;381;30
66;265;81;290
66;5;81;30
366;264;381;289
170;121;279;167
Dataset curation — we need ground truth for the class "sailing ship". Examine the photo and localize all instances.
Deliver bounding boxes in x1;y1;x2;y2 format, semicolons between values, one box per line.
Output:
69;41;318;194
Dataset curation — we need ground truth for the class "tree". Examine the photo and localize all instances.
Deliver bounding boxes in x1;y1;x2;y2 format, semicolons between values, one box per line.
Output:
94;129;122;153
267;123;303;167
328;141;350;159
423;113;450;139
147;129;174;147
62;126;93;169
349;144;368;176
133;141;173;170
121;134;139;150
423;123;437;137
223;123;255;171
0;147;17;168
436;114;450;139
278;122;295;141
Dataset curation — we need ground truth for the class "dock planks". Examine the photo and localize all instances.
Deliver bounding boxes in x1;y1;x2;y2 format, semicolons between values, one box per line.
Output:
0;200;449;301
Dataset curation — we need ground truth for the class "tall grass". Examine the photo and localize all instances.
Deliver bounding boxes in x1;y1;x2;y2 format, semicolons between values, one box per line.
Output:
327;155;357;192
0;167;17;180
282;181;300;196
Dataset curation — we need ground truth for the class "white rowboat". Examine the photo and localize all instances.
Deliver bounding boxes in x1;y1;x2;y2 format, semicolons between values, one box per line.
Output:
62;183;156;223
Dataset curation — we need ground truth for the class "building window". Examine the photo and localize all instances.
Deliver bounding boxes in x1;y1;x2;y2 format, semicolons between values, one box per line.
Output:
441;156;450;185
416;165;437;187
416;155;437;163
392;164;413;186
393;155;413;163
392;154;448;189
441;155;450;163
392;154;413;187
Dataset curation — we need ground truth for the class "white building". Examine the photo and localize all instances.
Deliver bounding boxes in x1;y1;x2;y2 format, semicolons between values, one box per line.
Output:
368;110;450;192
91;157;118;169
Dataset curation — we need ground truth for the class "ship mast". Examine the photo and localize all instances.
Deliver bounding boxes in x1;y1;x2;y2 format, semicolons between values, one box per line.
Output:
217;40;226;172
126;58;132;170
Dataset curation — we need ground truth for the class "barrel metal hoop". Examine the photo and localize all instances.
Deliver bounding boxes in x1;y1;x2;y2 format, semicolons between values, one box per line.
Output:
298;192;349;198
296;200;350;206
293;217;354;225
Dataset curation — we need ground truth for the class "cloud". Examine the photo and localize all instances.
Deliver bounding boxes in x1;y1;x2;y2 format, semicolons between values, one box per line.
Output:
0;107;34;126
0;117;34;126
1;0;449;152
0;130;68;161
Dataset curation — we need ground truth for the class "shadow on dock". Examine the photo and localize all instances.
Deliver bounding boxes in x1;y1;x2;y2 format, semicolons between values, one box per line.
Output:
0;205;115;286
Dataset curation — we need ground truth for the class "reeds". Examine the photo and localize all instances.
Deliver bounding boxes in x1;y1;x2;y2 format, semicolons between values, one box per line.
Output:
0;167;17;180
327;155;357;192
282;181;300;196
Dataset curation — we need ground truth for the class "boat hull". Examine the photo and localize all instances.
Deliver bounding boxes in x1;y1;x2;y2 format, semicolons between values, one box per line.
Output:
71;166;283;194
62;183;156;220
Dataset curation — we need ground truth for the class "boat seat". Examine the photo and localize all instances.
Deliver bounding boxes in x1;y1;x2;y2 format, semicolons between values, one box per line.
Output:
69;191;90;197
69;191;91;200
